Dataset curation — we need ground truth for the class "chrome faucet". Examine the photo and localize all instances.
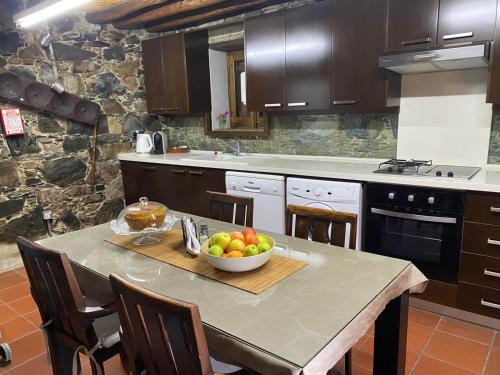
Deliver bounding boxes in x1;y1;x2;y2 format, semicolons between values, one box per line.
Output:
216;138;241;156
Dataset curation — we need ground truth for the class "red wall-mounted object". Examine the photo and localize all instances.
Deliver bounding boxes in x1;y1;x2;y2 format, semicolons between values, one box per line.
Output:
0;108;24;136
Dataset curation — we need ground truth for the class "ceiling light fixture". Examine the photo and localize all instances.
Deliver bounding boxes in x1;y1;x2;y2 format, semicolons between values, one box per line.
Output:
14;0;93;29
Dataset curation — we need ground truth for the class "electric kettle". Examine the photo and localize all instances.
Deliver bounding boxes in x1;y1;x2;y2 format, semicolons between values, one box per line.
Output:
136;133;153;154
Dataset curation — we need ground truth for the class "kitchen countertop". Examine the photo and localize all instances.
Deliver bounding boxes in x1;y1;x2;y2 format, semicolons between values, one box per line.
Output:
118;151;500;193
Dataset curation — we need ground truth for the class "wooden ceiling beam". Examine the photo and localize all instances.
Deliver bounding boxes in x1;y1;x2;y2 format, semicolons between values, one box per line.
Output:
146;0;288;32
85;0;175;24
113;0;260;30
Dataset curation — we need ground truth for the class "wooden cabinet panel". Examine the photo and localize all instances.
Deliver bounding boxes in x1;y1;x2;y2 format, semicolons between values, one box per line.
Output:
465;192;500;225
458;282;500;319
387;0;439;52
438;0;497;45
188;168;226;217
163;167;191;213
245;12;286;112
463;222;500;258
121;161;166;205
332;0;400;113
142;31;210;115
285;1;332;111
460;252;500;290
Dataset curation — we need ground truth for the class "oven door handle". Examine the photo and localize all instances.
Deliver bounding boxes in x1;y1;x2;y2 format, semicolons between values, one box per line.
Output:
370;208;457;224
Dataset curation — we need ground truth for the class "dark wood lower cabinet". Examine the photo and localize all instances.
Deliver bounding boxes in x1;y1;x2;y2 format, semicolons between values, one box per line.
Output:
458;282;500;319
121;161;225;216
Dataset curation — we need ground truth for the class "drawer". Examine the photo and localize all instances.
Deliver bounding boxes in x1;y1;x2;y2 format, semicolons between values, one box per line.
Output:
459;252;500;290
465;192;500;225
463;222;500;258
458;282;500;319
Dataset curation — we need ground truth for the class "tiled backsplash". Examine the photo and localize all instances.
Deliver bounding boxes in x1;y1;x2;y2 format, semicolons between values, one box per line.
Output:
165;113;399;159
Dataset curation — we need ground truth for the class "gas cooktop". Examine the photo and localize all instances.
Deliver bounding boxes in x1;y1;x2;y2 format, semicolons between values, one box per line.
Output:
374;159;480;180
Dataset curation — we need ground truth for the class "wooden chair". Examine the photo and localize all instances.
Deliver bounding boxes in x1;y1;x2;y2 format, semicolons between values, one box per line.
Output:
109;273;246;375
286;204;358;249
16;237;124;375
207;191;254;227
286;204;358;375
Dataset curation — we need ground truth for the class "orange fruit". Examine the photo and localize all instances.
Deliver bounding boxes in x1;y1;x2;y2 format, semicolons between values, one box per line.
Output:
227;251;243;258
230;231;245;241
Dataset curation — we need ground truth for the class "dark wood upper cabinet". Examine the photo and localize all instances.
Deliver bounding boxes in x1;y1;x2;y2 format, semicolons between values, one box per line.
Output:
142;31;211;115
285;1;332;111
245;12;286;112
332;0;400;113
387;0;439;52
438;0;497;45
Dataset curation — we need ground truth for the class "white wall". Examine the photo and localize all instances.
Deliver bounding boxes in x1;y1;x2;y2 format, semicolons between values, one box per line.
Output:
397;69;493;165
208;49;230;129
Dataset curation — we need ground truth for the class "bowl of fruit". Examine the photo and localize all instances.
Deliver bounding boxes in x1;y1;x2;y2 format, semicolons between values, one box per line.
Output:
202;228;275;272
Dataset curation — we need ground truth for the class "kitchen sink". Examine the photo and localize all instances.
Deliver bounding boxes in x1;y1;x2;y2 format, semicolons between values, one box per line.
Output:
180;154;273;165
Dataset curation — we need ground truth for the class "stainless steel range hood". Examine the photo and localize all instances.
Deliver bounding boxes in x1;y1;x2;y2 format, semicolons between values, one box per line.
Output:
379;43;490;74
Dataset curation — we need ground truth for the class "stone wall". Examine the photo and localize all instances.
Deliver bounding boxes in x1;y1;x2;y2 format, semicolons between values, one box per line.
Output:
488;106;500;164
0;1;161;247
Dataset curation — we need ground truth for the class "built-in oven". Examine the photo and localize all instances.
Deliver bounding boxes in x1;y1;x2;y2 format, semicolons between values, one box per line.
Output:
365;183;464;284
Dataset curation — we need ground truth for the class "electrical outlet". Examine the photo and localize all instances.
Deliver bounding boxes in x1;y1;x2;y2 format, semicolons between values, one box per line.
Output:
43;209;52;220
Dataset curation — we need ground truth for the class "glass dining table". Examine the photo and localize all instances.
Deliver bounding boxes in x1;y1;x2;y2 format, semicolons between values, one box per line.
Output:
39;212;427;375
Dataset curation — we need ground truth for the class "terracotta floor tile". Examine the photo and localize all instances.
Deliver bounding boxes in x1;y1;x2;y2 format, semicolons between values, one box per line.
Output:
485;348;500;375
405;350;419;374
0;270;17;280
4;330;46;369
352;336;374;370
24;310;42;326
8;352;52;375
437;316;495;345
0;303;19;324
409;307;441;329
407;322;434;353
0;316;37;343
493;332;500;349
424;331;489;374
8;295;37;315
0;282;30;303
412;355;475;375
352;363;372;375
80;355;128;375
0;273;26;291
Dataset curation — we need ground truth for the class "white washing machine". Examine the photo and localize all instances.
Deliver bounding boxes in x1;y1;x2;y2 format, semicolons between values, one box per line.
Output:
286;178;363;250
226;171;286;234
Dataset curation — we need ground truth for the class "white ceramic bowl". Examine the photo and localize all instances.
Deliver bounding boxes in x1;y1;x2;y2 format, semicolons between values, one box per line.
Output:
202;235;275;272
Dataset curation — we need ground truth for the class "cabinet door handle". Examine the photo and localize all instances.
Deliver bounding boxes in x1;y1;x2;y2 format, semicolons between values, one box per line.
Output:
443;32;473;40
487;238;500;246
413;53;441;61
401;37;431;46
165;107;181;111
153;107;165;111
264;103;282;108
142;166;156;172
484;269;500;278
287;102;309;107
189;170;204;176
333;100;356;105
481;299;500;310
490;206;500;213
171;169;186;175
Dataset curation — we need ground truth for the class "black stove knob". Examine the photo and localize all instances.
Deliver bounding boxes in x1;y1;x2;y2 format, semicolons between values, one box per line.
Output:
447;171;454;177
397;166;404;173
388;166;394;172
436;171;442;177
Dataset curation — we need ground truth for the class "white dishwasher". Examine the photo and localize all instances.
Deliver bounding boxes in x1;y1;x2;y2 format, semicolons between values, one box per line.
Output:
287;177;363;250
226;171;286;234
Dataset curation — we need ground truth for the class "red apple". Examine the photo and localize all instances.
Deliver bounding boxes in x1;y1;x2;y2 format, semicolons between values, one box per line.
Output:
244;233;259;246
241;228;256;237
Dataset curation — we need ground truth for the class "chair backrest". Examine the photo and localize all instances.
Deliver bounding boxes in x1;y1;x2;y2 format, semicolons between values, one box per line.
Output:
109;273;213;375
16;236;97;346
207;191;254;227
286;204;358;249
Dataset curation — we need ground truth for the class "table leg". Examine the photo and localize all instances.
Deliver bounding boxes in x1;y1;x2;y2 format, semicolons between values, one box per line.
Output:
373;290;409;375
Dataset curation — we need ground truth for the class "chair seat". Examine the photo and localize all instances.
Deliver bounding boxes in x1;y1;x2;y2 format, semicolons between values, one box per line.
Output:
92;312;121;349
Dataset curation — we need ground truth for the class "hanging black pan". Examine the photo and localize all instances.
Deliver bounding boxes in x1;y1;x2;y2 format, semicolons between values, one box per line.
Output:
50;92;76;116
0;72;23;99
74;99;100;124
25;82;53;108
